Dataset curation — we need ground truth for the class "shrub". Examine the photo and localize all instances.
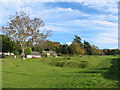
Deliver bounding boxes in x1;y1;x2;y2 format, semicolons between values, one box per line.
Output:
41;53;47;57
80;60;89;68
64;62;80;68
49;61;65;67
25;47;32;55
5;55;14;58
104;58;120;81
14;50;19;55
50;53;55;57
49;60;89;69
67;55;71;60
58;53;62;56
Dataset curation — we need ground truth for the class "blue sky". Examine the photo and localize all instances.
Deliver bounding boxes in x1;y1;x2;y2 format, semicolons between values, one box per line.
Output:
0;0;119;49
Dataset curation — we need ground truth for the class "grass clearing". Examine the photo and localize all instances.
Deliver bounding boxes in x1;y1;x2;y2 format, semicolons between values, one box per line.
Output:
2;55;119;88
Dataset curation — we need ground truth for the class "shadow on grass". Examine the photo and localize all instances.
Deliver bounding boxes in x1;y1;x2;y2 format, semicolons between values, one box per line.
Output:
96;67;108;70
102;58;120;88
72;58;120;81
73;70;102;73
60;74;102;77
103;58;120;81
64;70;103;77
2;71;31;76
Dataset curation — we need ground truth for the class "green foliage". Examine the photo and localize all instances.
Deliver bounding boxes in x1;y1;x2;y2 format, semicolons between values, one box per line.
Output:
67;55;71;60
80;60;89;68
4;55;14;58
1;35;15;52
61;44;69;54
41;52;47;57
70;42;84;55
91;45;101;55
103;49;120;55
1;34;120;57
104;58;120;81
50;53;55;57
49;60;89;68
24;47;32;55
32;46;43;54
83;41;92;55
58;53;62;56
14;50;20;55
73;35;82;47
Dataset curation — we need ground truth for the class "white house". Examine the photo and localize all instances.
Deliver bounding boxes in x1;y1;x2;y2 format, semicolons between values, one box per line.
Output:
26;51;41;58
42;51;58;57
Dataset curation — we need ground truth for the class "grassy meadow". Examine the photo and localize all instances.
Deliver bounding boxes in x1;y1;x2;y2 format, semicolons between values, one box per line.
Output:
1;55;119;88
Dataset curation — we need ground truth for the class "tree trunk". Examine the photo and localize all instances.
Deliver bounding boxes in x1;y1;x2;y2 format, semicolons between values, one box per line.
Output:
19;42;26;60
21;49;25;60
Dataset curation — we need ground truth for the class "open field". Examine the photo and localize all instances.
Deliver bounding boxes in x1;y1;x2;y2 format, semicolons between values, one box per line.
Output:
1;55;119;88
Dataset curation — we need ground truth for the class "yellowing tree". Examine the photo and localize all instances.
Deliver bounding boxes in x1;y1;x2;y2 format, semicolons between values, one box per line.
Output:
70;42;85;55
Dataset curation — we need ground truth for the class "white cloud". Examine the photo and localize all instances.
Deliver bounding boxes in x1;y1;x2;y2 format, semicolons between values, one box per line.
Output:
83;36;118;49
73;19;117;28
97;37;118;44
57;8;73;12
93;20;117;26
66;42;72;45
40;7;74;14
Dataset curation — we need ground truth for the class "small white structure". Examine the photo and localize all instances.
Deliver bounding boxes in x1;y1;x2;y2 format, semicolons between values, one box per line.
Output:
4;52;10;55
2;52;14;55
14;55;16;58
10;53;14;55
0;52;2;55
26;51;41;58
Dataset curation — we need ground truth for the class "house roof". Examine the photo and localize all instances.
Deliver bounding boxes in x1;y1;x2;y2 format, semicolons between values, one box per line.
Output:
29;51;40;55
43;51;57;55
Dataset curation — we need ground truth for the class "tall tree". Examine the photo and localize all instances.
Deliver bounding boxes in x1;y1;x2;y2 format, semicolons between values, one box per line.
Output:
61;44;69;54
83;41;92;55
73;35;82;47
2;11;51;60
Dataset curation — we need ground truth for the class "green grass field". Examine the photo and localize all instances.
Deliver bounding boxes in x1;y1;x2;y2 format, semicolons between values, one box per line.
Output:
1;55;119;88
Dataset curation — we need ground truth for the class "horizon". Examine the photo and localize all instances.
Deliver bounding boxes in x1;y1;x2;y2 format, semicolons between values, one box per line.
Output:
0;1;118;49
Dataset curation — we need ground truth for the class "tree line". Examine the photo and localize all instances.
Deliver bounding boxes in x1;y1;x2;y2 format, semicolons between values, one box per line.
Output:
1;34;120;56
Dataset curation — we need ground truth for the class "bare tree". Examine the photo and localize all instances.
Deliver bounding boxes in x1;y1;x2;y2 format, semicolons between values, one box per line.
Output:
2;11;51;60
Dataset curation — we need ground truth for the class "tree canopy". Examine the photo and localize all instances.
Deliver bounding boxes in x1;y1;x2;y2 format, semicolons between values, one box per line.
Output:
2;11;51;60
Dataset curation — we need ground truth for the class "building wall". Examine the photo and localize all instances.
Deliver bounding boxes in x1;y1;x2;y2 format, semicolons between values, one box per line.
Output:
26;55;41;58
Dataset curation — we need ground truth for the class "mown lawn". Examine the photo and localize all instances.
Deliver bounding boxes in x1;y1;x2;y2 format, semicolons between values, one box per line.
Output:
1;55;119;88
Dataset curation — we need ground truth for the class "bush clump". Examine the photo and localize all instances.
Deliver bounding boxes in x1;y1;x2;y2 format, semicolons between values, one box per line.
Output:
25;47;32;55
80;60;89;68
41;53;47;57
49;60;89;68
58;53;62;56
49;61;65;67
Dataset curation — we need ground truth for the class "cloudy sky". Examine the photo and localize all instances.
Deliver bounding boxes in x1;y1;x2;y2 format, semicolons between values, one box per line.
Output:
0;0;119;49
